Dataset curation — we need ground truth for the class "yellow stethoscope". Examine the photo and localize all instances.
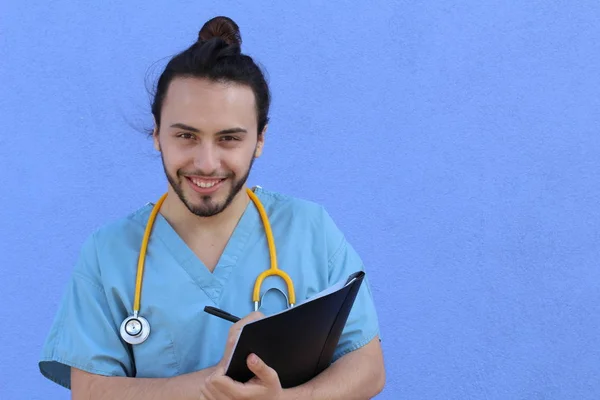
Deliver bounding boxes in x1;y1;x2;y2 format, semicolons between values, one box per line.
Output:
120;187;296;345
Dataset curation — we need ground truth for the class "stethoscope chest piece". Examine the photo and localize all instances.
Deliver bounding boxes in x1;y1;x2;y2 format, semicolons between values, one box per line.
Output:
120;314;150;345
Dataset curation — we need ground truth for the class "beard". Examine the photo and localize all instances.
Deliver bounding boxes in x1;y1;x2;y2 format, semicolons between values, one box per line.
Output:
161;154;256;218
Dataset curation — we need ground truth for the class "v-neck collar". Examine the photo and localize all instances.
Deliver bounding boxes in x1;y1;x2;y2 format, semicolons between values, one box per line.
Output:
141;190;262;304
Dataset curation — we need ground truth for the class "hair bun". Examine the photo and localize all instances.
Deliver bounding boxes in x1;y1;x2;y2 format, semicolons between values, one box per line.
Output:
198;16;242;47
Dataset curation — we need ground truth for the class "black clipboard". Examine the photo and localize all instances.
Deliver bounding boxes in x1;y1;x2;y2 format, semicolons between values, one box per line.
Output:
224;271;365;388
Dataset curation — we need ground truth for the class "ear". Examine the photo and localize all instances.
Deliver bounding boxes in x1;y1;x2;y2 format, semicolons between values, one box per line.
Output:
152;118;160;152
254;125;267;158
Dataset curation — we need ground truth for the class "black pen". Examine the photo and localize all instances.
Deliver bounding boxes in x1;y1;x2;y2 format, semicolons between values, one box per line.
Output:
204;306;241;323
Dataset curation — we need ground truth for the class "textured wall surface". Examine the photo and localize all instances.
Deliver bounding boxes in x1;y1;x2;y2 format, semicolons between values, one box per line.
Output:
2;1;600;399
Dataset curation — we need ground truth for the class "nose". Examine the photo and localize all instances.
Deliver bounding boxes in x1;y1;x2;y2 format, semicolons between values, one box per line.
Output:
193;143;220;174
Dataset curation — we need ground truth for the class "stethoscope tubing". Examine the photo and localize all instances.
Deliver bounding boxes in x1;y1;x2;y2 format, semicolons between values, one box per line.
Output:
120;187;295;345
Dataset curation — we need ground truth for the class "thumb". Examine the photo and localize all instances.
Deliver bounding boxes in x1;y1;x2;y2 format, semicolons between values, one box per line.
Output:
247;354;279;386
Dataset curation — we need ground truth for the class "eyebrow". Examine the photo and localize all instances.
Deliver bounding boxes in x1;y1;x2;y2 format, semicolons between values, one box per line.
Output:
170;123;247;135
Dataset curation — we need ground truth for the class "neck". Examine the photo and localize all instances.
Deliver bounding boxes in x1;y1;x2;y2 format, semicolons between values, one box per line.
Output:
159;187;251;238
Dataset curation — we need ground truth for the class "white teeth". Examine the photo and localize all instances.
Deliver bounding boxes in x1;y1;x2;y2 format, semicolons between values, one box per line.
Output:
192;179;220;188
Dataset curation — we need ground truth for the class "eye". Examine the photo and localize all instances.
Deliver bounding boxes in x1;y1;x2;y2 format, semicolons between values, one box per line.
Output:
220;136;240;142
177;132;195;139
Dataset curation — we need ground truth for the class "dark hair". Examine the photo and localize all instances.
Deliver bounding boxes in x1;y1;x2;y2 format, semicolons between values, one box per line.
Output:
150;16;270;135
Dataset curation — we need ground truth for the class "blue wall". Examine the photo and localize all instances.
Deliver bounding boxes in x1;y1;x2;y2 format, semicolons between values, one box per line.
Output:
2;1;600;399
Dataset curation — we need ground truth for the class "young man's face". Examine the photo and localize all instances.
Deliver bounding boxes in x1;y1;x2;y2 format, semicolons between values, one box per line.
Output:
154;77;264;217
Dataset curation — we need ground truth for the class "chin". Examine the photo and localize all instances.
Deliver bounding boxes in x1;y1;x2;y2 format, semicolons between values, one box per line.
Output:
185;189;234;217
185;201;226;218
169;173;246;217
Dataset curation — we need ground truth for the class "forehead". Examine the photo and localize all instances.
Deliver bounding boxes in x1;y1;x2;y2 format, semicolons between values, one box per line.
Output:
161;77;257;129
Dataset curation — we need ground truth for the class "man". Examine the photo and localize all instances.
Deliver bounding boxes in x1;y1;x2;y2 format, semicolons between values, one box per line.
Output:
39;16;385;399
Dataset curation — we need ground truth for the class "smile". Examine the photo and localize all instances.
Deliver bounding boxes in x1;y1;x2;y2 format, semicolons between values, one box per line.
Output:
186;177;225;193
191;178;222;188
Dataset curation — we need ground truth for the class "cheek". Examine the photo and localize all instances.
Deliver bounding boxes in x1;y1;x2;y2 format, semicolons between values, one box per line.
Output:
223;148;255;172
161;142;192;168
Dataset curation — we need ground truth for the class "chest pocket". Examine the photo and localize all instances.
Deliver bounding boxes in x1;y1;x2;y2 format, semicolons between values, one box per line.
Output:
130;310;180;378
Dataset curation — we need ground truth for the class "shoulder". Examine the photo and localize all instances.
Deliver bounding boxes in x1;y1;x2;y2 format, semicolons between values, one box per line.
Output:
92;202;152;249
94;203;152;246
73;202;154;276
253;186;346;250
253;186;333;224
253;186;322;214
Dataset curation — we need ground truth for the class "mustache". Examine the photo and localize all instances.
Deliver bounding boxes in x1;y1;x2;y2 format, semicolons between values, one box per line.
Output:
177;170;233;178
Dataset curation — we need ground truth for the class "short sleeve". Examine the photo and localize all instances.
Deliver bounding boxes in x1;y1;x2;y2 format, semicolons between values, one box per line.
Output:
39;233;133;389
321;209;381;362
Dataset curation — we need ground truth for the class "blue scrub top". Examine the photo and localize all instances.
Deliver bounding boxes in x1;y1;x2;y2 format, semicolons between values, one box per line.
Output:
39;187;380;389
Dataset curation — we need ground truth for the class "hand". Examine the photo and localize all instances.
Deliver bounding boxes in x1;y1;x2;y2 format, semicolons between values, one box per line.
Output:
201;353;284;400
217;311;265;371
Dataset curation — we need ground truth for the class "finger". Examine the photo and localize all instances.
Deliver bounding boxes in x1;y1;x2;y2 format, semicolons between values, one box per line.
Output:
206;372;241;400
200;374;222;400
199;387;220;400
211;365;227;377
210;375;245;399
226;312;264;344
221;331;238;364
236;311;265;326
223;311;266;361
238;311;265;325
247;353;280;386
